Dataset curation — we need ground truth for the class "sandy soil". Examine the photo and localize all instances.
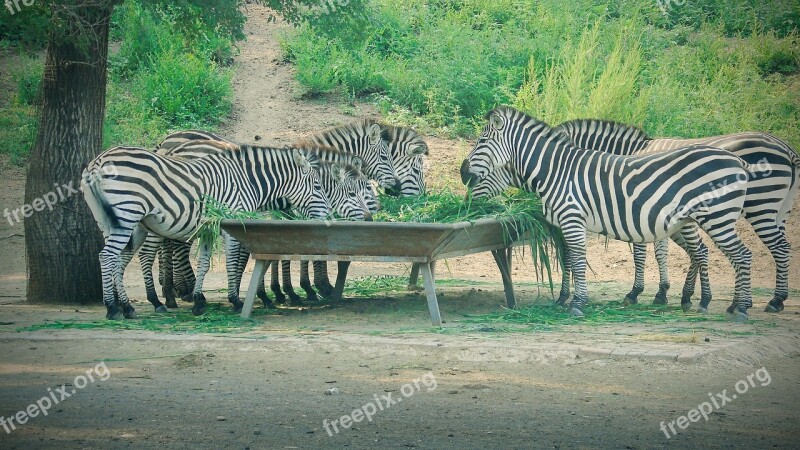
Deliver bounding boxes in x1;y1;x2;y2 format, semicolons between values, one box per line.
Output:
1;4;799;449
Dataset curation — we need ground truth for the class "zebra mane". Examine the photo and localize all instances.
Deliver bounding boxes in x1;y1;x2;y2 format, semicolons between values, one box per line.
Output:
380;123;429;155
487;106;575;148
302;119;384;146
555;119;651;142
290;142;362;165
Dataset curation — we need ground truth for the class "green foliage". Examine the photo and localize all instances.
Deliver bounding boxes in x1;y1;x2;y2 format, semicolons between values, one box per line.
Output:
283;0;800;147
0;2;50;48
0;56;41;163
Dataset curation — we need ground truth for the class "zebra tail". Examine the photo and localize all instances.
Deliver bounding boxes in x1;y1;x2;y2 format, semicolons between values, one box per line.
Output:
80;167;120;238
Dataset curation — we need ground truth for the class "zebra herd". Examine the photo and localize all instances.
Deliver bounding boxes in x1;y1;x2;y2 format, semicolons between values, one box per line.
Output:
82;107;797;322
462;106;799;321
81;121;428;320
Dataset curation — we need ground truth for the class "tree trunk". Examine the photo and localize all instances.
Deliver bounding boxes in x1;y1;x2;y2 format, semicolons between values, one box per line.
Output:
24;2;114;304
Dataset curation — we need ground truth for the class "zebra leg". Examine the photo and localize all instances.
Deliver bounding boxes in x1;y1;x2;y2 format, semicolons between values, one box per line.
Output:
696;219;752;322
562;223;589;317
174;241;196;302
652;240;670;305
281;260;304;306
235;247;273;309
270;261;286;304
671;224;712;312
159;239;179;309
313;261;335;297
191;242;211;316
100;229;140;320
761;230;791;313
132;234;168;312
224;233;246;312
300;261;319;302
624;243;646;305
556;247;571;307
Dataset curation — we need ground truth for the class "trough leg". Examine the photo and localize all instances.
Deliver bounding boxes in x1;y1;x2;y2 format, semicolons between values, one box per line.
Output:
492;247;517;309
409;263;421;289
332;261;352;305
420;262;443;327
241;259;271;319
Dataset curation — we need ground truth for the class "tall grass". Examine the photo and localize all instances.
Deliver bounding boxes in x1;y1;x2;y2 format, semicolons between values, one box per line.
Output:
282;0;800;147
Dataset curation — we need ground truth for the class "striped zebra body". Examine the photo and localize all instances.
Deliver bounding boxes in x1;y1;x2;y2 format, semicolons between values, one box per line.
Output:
463;107;754;320
82;144;329;319
557;119;800;312
381;124;429;196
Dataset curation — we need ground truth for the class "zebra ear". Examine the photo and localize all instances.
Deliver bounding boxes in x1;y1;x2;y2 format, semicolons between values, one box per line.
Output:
407;143;428;156
368;123;382;145
351;157;363;170
292;148;312;172
490;112;504;130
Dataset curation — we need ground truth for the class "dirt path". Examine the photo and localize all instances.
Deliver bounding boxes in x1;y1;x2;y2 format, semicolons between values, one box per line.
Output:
1;4;800;449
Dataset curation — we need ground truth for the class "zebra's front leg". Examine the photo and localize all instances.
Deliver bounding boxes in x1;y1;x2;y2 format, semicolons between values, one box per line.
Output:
300;261;319;302
281;260;304;306
313;261;335;297
225;233;245;312
158;238;178;309
624;243;646;305
652;239;670;305
556;248;571;307
562;223;589;317
173;241;195;302
191;242;212;316
270;261;286;304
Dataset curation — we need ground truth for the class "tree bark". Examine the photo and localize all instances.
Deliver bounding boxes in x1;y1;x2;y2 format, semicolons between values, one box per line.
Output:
24;1;115;304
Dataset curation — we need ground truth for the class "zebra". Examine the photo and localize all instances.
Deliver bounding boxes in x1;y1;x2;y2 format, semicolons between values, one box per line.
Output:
556;119;800;312
120;139;373;312
461;106;755;321
468;162;708;312
283;123;429;301
81;144;330;319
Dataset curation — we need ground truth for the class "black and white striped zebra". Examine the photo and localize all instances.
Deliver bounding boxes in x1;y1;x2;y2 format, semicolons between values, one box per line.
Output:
462;106;755;321
556;119;800;312
382;124;428;196
82;144;330;319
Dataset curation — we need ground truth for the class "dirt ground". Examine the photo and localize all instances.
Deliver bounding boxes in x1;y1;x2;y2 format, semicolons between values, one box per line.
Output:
1;4;800;449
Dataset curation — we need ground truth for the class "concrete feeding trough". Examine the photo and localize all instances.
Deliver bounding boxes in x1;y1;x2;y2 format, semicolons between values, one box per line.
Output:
221;218;529;326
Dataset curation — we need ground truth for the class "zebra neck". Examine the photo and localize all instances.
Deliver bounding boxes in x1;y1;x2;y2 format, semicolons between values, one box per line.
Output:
232;145;299;210
511;128;576;196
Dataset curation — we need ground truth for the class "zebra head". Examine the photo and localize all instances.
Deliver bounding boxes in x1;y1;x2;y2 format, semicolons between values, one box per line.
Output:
468;162;523;199
462;107;518;188
364;122;402;196
281;149;331;220
319;160;374;221
383;125;428;196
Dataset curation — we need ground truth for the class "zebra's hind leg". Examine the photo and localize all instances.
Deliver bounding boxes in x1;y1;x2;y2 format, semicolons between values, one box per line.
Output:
158;238;178;309
624;243;646;305
224;233;245;312
697;220;752;322
270;261;286;304
128;234;167;312
672;224;711;313
313;261;335;297
300;261;319;302
100;230;139;320
652;240;671;305
760;229;791;313
281;260;304;306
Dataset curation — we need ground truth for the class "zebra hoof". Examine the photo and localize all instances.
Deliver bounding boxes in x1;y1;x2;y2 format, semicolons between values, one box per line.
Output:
231;300;244;314
681;302;693;313
192;304;206;316
317;283;335;297
106;305;123;320
764;302;784;313
262;299;276;310
569;307;584;318
155;305;168;313
165;299;178;309
181;294;194;303
622;295;637;306
695;306;708;314
407;284;424;292
652;295;668;305
727;310;749;323
306;293;319;303
123;307;138;320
